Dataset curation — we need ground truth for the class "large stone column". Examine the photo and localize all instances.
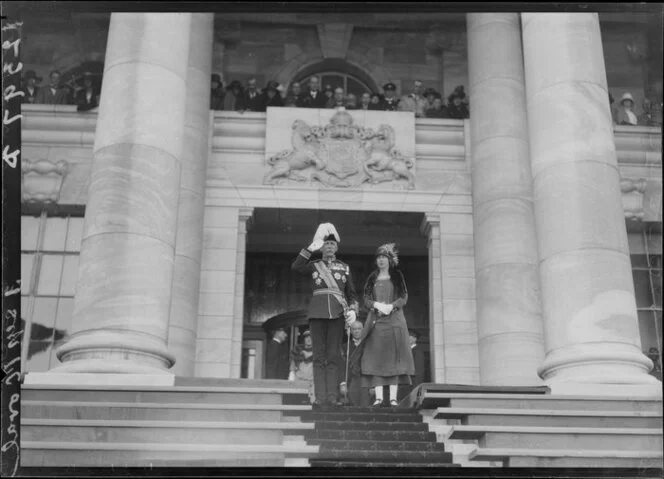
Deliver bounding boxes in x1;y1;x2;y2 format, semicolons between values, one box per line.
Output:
167;14;214;377
521;13;659;393
467;13;545;385
53;13;192;376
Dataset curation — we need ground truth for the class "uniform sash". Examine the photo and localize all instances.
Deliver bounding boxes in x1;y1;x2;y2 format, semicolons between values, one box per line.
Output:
313;261;349;313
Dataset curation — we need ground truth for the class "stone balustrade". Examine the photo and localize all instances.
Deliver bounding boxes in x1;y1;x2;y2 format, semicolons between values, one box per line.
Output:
20;104;662;222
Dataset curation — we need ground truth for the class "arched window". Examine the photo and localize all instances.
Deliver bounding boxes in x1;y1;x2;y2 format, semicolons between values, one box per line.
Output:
291;58;379;97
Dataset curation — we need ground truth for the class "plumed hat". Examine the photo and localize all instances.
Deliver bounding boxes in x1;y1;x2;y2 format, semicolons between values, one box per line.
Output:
375;243;399;266
314;223;340;243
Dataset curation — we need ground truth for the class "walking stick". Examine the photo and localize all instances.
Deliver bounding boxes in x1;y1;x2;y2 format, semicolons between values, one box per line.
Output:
342;324;351;404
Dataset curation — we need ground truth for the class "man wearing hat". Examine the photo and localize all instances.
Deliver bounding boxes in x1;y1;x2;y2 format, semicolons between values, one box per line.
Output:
35;69;70;105
75;72;100;112
398;79;427;117
21;70;42;104
380;82;400;111
292;223;359;407
265;327;290;380
210;73;225;110
617;92;638;126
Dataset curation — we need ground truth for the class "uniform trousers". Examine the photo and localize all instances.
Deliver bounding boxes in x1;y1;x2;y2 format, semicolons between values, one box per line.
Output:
309;316;344;403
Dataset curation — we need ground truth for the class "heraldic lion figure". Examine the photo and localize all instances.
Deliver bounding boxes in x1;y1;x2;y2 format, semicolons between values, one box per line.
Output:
363;124;415;189
263;120;325;185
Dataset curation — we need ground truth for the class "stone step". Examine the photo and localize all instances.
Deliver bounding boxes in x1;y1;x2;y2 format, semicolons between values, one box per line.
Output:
22;400;311;422
22;419;314;445
313;449;454;463
306;428;437;442
299;411;422;423
314;420;429;432
450;425;663;451
308;439;447;453
424;393;663;413
434;407;663;429
470;448;664;468
21;385;309;405
310;460;460;467
21;441;319;468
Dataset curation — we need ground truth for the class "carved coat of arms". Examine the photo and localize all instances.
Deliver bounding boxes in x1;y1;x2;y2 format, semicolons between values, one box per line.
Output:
263;110;415;189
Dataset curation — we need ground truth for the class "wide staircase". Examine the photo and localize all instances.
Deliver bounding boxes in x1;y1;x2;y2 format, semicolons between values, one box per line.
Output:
21;380;664;469
20;378;318;467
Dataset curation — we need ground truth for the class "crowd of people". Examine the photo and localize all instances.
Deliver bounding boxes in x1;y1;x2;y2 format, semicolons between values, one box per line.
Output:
266;223;427;408
610;91;663;127
21;69;101;112
211;74;471;119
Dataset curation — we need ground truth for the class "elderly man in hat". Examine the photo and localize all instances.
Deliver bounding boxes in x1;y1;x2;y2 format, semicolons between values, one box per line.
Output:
340;320;370;407
398;79;427;117
292;223;359;407
265;327;290;380
21;70;42;104
617;92;638;126
35;69;70;105
380;82;400;111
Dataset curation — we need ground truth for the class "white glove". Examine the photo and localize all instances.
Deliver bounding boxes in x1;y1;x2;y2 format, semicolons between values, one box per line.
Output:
383;304;394;315
374;302;392;316
308;239;324;251
345;310;356;327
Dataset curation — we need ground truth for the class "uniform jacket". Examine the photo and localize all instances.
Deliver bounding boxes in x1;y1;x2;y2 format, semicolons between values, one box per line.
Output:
292;248;359;319
300;90;329;109
35;85;70;105
410;343;426;387
265;338;290;379
398;94;427;117
381;97;400;111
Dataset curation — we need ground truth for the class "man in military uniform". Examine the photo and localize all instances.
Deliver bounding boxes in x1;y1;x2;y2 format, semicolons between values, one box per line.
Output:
380;82;400;111
292;223;359;407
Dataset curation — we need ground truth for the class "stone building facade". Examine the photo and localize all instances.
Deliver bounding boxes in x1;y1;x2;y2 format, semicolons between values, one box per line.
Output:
19;9;662;398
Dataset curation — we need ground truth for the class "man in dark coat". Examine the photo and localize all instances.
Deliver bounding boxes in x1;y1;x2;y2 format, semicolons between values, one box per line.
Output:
256;80;284;112
265;327;290;379
340;320;370;407
399;328;426;400
21;70;42;104
380;82;400;111
292;223;359;407
243;77;263;112
210;73;225;110
300;76;328;109
35;70;70;105
75;72;100;112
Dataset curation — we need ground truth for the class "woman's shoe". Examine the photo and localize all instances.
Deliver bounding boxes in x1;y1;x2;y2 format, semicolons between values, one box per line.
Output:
372;399;383;407
389;399;399;407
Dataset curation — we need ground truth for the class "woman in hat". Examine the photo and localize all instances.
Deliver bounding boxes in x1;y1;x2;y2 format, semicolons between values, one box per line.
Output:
21;70;42;104
223;80;246;111
446;86;469;119
616;92;638;125
368;92;383;111
359;243;415;407
289;329;315;403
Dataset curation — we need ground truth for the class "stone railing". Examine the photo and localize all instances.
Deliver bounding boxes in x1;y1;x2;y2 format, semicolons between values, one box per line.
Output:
19;105;662;221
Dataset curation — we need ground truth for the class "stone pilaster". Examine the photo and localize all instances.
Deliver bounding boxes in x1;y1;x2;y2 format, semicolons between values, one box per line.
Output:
167;13;214;377
467;13;545;386
54;13;192;375
521;13;659;393
230;208;253;378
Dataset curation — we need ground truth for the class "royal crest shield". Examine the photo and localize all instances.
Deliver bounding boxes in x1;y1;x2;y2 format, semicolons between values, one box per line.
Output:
320;139;362;179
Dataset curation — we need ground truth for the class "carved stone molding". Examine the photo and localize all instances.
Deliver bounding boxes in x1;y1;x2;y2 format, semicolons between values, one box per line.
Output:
263;109;416;189
317;23;354;59
620;177;663;222
21;158;69;203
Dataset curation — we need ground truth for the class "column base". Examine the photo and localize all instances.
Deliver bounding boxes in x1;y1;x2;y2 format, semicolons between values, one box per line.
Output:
547;380;662;398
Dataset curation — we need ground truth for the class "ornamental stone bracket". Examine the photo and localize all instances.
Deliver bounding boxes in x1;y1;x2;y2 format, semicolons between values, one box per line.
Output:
21;158;69;203
316;23;354;59
263;109;416;190
621;177;663;222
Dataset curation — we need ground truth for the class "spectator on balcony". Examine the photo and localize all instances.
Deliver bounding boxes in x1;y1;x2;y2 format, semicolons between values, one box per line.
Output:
210;73;225;110
301;76;327;109
446;86;469;119
425;97;448;118
326;87;346;109
358;92;372;111
639;93;662;127
398;80;427;117
381;82;400;111
616;92;638;126
243;77;263;112
223;80;246;111
284;81;304;108
35;70;70;105
345;93;358;110
369;92;382;110
256;80;284;112
75;72;100;112
21;70;42;104
422;88;439;113
324;84;334;102
609;92;619;124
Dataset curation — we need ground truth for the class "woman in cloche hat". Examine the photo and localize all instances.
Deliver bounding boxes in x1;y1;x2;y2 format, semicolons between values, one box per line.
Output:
617;92;638;126
354;243;415;407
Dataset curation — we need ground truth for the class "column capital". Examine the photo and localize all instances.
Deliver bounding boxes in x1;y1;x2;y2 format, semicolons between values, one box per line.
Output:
238;206;254;233
420;212;441;237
